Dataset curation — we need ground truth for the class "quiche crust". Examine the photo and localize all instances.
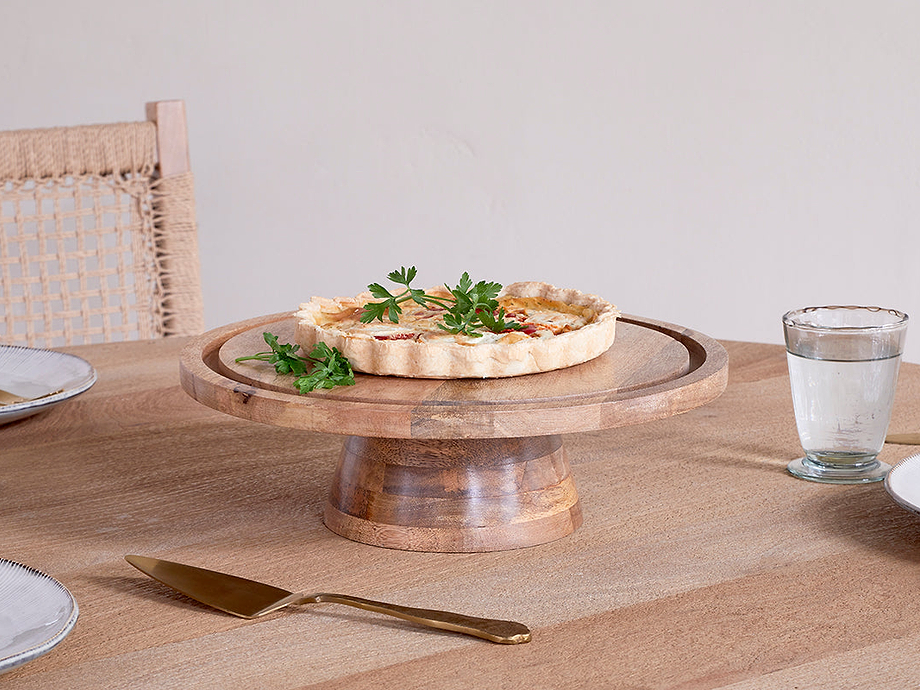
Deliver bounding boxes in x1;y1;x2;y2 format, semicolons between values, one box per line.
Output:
294;281;619;379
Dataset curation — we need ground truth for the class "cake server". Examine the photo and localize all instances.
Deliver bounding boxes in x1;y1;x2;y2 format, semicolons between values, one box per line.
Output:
125;555;530;644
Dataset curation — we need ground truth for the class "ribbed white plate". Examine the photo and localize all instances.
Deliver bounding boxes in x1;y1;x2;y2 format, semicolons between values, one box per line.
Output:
0;560;78;675
885;454;920;516
0;346;96;425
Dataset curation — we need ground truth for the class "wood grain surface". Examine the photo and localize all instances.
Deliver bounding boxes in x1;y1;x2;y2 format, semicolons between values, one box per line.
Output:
4;336;920;688
181;312;729;439
323;434;582;552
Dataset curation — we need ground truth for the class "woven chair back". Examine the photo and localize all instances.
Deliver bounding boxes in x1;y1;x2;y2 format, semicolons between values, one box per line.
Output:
0;103;204;347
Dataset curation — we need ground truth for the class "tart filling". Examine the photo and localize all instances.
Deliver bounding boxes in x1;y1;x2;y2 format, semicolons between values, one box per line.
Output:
294;282;619;379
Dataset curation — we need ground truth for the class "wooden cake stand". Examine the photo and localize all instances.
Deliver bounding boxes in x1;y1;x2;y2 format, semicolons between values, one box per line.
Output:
179;313;728;552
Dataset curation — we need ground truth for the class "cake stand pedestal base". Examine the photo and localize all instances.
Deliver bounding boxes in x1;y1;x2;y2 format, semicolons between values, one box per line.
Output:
323;435;582;552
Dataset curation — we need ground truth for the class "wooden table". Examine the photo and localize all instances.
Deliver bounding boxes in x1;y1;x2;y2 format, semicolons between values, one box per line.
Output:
4;337;920;689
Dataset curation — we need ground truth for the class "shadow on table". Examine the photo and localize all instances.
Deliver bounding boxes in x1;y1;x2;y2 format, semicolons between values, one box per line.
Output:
804;484;920;564
667;441;796;477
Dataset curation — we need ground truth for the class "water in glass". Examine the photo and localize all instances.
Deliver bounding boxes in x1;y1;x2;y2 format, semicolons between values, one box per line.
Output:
787;351;901;467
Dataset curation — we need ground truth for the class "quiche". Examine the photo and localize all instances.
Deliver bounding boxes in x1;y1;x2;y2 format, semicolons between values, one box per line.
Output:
294;281;619;379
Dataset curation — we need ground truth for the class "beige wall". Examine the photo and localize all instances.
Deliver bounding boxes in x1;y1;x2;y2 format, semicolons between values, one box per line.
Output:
3;1;919;360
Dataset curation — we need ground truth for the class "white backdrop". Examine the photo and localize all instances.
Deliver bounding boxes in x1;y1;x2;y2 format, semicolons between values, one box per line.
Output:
4;1;919;360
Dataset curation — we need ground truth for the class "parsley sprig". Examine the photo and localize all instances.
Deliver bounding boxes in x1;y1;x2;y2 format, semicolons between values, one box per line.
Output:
360;266;522;338
235;332;355;393
361;266;444;324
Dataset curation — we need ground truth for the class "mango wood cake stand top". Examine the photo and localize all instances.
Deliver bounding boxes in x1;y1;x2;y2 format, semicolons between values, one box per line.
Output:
179;313;728;552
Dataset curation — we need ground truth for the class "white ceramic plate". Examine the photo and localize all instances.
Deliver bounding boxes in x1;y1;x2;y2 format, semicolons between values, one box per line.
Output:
0;559;79;675
885;454;920;516
0;346;96;425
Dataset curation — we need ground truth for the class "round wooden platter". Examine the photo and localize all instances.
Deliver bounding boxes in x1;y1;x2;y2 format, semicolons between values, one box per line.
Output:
180;313;728;552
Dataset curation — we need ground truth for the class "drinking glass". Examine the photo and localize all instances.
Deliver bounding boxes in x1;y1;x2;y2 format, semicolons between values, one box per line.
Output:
783;305;909;484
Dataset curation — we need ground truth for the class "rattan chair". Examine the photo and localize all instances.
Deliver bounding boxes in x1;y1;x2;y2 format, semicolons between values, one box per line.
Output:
0;100;204;347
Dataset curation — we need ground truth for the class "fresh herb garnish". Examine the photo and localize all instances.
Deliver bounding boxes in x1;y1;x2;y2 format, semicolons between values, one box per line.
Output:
439;272;521;337
235;332;355;393
290;342;355;393
360;266;522;338
362;266;437;324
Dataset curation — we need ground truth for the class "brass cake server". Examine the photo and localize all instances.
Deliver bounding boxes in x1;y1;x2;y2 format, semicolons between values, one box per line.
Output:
125;555;530;644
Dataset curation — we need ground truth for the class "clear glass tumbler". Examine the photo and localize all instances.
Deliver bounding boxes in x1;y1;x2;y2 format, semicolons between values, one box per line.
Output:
783;305;909;484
